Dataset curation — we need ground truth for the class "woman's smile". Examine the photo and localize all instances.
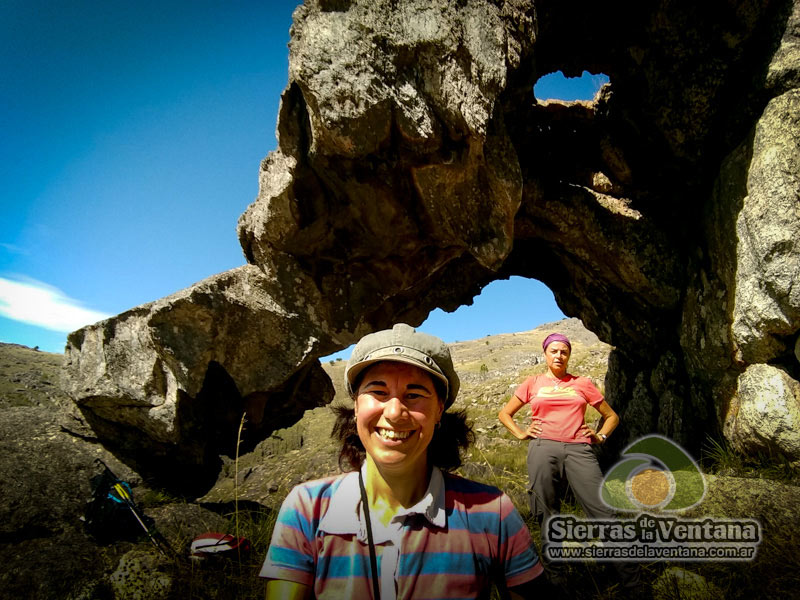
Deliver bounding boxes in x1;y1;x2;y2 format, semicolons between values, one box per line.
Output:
375;426;415;442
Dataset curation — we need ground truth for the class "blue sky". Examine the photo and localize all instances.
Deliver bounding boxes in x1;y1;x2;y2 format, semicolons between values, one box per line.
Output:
1;0;607;355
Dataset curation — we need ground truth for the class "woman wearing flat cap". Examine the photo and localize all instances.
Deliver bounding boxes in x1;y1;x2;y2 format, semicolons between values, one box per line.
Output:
499;332;620;527
261;323;544;600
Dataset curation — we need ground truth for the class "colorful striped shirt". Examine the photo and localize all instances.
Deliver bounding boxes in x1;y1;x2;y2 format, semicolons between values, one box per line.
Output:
260;466;543;599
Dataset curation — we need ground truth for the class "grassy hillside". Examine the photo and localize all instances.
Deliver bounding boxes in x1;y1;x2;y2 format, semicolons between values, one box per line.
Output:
0;343;68;409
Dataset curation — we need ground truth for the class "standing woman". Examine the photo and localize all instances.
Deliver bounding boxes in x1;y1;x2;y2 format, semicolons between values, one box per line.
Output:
262;324;544;599
498;332;619;525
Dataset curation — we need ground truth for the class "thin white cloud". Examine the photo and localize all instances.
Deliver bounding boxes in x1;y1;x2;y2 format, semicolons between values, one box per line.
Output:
0;277;111;332
0;242;30;256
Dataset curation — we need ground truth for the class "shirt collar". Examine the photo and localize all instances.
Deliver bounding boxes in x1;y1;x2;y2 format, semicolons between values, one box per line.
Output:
318;465;446;540
399;466;446;527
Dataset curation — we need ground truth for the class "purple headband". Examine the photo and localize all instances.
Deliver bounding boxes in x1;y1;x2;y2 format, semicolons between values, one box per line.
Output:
542;333;571;352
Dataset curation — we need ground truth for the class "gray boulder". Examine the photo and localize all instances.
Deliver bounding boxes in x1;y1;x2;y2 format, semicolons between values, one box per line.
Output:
63;265;333;493
726;363;800;459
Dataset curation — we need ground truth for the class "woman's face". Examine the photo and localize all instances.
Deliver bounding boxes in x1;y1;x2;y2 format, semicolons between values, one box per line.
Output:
545;341;571;377
354;361;444;478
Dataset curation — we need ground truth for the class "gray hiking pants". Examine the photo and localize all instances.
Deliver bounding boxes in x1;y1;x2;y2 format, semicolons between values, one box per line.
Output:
526;438;613;520
527;439;643;586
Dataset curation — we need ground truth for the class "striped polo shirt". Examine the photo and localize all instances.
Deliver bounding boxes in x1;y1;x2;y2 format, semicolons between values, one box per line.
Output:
260;466;543;599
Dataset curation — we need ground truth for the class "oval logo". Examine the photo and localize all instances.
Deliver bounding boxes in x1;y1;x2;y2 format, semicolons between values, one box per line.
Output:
601;434;706;512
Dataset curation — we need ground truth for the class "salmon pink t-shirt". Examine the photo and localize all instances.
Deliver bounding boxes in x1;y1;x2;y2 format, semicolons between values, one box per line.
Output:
513;374;603;443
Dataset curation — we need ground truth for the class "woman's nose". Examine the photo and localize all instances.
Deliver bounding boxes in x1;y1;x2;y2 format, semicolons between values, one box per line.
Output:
383;396;405;420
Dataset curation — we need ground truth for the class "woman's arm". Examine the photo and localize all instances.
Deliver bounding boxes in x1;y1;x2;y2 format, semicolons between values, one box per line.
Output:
266;579;310;600
579;400;619;444
498;396;540;440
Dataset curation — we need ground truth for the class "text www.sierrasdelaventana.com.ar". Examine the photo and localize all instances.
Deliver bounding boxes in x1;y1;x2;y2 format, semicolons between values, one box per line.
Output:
544;514;761;562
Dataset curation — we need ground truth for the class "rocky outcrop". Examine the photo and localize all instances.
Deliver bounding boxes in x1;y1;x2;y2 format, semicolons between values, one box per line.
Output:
726;363;800;458
64;266;334;493
0;358;250;599
0;403;135;599
731;91;800;365
721;86;800;459
236;0;533;332
684;1;800;460
64;0;800;490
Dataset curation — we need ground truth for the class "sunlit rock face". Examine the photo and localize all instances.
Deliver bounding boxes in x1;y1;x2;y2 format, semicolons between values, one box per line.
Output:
726;363;800;460
64;0;800;492
237;0;534;336
63;266;334;494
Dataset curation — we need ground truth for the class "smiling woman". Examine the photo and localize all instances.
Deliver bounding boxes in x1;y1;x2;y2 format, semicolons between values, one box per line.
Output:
352;361;443;486
260;323;547;600
498;331;620;520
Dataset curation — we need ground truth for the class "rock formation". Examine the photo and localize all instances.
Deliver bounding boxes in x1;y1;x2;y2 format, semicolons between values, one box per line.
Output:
63;266;334;493
64;0;800;493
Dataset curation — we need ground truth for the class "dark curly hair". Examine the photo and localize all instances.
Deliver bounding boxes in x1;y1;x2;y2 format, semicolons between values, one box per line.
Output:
331;404;474;472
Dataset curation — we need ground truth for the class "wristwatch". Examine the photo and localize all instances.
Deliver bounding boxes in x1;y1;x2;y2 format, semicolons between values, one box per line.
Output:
598;433;608;442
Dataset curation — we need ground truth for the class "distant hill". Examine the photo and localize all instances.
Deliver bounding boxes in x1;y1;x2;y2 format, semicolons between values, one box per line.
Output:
324;317;609;401
0;342;70;409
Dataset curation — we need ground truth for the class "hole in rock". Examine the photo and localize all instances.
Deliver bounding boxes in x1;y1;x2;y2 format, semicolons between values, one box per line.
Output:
321;277;567;363
534;70;609;102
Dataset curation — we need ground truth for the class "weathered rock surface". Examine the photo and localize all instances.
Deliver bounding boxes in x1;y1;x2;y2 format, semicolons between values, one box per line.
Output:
0;346;261;599
237;0;533;331
726;363;800;459
732;90;800;365
0;404;138;599
108;550;173;600
63;0;800;489
652;567;725;600
63;265;334;493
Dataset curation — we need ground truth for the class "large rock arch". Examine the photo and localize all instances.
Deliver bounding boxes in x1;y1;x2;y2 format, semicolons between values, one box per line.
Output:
64;0;800;494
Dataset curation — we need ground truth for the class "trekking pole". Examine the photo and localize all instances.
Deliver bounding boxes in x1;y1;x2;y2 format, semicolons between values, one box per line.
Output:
95;459;174;558
110;481;171;558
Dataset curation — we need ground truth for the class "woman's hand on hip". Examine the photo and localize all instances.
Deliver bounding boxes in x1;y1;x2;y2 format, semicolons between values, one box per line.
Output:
524;418;543;439
578;424;602;443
